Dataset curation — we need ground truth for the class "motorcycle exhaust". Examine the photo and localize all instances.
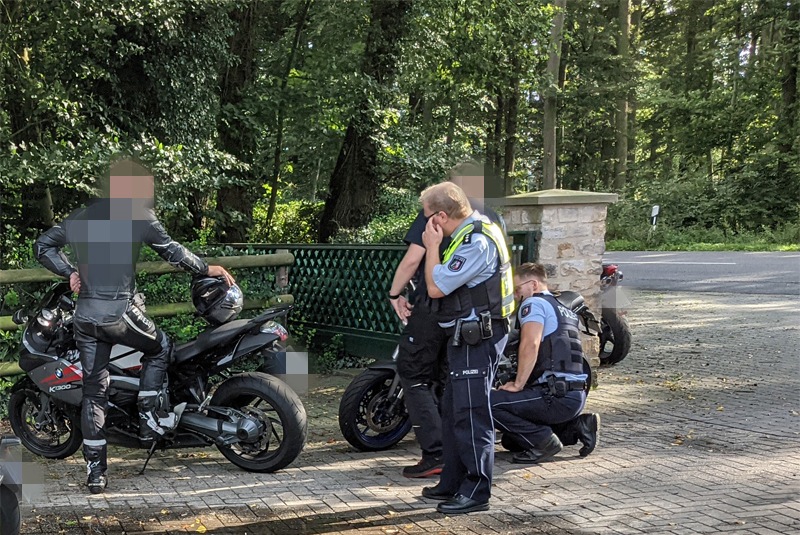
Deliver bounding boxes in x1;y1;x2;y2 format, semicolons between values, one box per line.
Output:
178;412;262;445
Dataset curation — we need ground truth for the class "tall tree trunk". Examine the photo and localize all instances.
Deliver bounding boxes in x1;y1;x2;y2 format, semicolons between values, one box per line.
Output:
493;89;505;182
446;91;458;145
543;0;567;190
779;2;799;154
503;56;520;196
627;0;642;172
318;0;412;242
265;0;313;237
215;1;260;243
777;1;799;210
613;0;630;191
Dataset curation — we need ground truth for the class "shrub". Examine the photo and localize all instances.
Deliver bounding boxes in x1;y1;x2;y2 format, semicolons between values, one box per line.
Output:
251;201;324;244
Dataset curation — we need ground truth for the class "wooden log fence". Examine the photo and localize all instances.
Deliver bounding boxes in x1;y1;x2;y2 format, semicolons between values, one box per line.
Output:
0;252;293;376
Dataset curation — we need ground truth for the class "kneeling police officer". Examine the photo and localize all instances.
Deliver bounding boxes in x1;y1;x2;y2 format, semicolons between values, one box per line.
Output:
491;263;597;463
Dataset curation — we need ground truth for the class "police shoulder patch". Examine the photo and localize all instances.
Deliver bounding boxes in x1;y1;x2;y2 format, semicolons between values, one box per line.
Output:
448;255;466;271
520;304;531;318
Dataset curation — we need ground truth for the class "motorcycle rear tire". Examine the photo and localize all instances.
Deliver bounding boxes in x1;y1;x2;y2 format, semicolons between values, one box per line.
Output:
338;368;411;452
211;372;307;473
8;381;82;459
599;308;632;366
0;485;20;535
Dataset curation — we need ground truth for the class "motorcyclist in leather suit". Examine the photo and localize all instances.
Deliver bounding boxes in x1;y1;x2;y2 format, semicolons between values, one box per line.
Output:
34;157;234;494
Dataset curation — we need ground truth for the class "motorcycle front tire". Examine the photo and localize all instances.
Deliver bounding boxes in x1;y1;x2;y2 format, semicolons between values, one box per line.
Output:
8;380;82;459
338;368;411;452
599;307;632;366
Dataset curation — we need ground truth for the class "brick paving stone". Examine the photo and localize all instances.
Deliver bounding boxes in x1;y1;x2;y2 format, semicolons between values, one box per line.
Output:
11;290;800;534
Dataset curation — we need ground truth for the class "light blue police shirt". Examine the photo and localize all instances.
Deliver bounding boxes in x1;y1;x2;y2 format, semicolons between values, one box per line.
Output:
432;211;498;326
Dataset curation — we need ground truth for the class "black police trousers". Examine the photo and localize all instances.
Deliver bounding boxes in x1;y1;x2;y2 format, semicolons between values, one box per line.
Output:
491;385;586;448
436;321;508;503
73;298;171;463
396;299;448;460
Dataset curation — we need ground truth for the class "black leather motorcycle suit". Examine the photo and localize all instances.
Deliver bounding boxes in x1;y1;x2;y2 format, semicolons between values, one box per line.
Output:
34;198;209;461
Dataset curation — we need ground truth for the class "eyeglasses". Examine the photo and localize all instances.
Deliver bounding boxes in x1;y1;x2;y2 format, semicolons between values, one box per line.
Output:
423;210;445;220
514;279;537;293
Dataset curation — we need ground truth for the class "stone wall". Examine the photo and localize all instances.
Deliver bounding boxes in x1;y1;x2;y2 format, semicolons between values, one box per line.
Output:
499;189;617;366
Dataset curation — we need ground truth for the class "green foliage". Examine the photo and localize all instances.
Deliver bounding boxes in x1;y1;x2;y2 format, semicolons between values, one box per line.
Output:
607;198;800;251
332;186;418;244
312;334;374;373
0;329;22;364
332;212;417;244
0;0;797;253
313;334;345;374
251;201;324;244
0;376;16;418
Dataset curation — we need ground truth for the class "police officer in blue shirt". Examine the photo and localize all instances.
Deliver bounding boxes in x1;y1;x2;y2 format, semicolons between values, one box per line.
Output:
387;162;506;479
491;262;597;463
417;182;514;514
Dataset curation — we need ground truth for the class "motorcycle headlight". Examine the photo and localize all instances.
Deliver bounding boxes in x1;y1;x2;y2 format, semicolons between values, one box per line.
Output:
36;309;55;335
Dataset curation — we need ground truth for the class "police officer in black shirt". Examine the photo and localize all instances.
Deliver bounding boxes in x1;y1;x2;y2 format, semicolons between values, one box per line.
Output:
34;157;234;493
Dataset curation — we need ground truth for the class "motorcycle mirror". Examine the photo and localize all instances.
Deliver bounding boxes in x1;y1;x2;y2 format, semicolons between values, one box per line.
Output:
11;310;28;325
58;294;75;312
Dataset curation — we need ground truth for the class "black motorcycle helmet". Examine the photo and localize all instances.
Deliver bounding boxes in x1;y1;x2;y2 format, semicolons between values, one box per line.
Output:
191;276;244;325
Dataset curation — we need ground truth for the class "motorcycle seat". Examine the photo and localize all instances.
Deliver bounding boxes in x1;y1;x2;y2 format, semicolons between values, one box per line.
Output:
555;290;585;311
174;319;252;364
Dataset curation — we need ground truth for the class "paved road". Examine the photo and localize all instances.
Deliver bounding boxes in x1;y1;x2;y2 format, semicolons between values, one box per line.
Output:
603;251;800;296
16;290;800;534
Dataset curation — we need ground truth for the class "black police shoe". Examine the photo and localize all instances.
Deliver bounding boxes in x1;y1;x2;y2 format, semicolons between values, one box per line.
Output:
577;413;600;457
402;456;443;478
512;434;563;464
86;461;108;494
436;494;489;514
422;484;454;501
500;432;525;452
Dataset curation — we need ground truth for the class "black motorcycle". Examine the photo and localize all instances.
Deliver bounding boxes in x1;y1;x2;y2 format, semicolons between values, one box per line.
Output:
8;282;307;473
338;290;599;452
598;263;632;366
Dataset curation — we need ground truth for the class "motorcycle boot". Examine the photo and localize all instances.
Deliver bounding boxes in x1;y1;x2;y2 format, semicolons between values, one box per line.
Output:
137;393;175;443
84;445;108;494
402;455;444;478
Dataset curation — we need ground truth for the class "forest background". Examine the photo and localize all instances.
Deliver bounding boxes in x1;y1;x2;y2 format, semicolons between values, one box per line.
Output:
1;0;798;270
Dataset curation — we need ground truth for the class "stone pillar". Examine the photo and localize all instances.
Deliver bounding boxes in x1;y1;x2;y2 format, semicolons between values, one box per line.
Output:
499;189;617;367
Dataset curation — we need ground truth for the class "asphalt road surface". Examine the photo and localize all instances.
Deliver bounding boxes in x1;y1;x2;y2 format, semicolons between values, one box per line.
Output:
603;251;800;296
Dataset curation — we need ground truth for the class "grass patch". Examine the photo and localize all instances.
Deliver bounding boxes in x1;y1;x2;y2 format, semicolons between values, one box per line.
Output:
607;239;799;252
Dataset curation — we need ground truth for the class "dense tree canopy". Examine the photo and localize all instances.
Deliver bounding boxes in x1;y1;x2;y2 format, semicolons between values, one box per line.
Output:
1;0;797;264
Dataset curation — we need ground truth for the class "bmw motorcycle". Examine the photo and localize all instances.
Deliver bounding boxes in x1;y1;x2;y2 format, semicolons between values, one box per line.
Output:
8;282;307;473
338;290;599;452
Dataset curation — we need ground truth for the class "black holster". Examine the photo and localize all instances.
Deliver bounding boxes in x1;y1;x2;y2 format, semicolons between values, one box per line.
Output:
452;311;496;347
545;375;587;397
